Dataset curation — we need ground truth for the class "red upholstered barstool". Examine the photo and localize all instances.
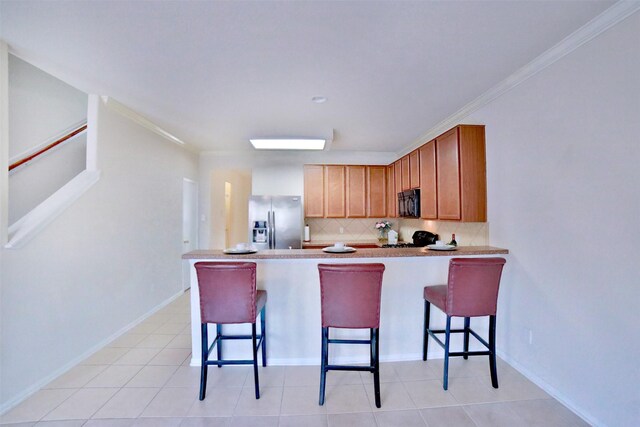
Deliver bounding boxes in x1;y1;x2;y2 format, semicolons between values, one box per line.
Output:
318;263;385;408
195;262;267;400
423;257;506;390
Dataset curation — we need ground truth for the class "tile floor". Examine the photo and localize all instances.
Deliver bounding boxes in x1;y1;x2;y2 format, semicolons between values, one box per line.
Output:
1;291;588;426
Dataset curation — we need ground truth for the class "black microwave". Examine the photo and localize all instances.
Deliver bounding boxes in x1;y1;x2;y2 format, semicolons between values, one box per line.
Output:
398;189;420;218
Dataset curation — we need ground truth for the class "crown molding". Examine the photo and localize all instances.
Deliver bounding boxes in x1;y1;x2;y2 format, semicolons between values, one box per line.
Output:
398;1;640;157
100;96;196;151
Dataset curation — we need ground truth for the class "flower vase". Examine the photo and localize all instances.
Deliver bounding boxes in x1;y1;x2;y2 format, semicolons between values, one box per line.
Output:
378;228;388;242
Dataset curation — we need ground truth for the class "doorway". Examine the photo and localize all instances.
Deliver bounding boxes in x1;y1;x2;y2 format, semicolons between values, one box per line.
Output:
182;178;198;291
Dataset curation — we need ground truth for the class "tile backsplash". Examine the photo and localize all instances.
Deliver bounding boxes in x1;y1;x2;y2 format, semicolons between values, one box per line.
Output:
305;217;489;246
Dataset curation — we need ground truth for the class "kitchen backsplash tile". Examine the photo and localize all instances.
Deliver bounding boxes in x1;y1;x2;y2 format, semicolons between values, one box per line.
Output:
305;218;489;246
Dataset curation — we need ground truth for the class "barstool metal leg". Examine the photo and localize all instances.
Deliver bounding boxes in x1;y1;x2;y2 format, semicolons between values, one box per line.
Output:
261;306;267;367
370;328;374;367
199;323;208;400
372;328;381;408
463;317;471;360
423;300;431;361
489;315;498;388
216;324;223;368
319;327;328;405
443;316;452;390
252;323;260;399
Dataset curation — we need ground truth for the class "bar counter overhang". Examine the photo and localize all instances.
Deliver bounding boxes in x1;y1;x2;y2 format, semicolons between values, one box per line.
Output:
182;246;509;367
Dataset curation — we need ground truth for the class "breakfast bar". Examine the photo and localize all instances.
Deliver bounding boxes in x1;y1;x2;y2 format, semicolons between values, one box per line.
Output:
182;246;508;366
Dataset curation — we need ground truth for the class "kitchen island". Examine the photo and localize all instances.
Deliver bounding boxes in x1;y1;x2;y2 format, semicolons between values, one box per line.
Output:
182;246;508;366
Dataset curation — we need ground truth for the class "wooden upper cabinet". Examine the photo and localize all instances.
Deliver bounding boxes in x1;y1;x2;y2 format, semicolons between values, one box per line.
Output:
366;166;386;218
386;164;396;217
409;150;420;189
346;165;367;218
419;141;437;219
436;125;486;222
324;165;346;218
303;165;324;218
401;155;410;190
394;159;403;201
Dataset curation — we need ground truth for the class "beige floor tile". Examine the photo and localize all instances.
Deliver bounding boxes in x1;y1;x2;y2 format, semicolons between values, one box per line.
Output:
509;398;588;426
128;322;165;335
325;370;363;387
278;414;328;427
0;389;76;423
187;387;242;417
489;374;550;401
113;348;161;366
374;409;427;427
446;377;504;405
360;363;399;384
108;334;148;348
233;386;282;416
153;323;187;335
125;365;178;387
166;335;192;349
132;418;183;427
246;367;284;389
34;421;86;426
364;381;415;411
85;366;142;388
82;348;129;365
42;388;118;421
324;385;371;414
92;388;159;419
180;325;192;335
403;379;457;408
44;365;108;389
140;387;197;417
135;334;175;349
327;412;376;427
205;366;251;389
284;366;321;387
179;417;230;427
229;416;278;427
281;386;326;416
462;402;523;427
420;406;476;427
390;361;440;382
165;366;201;388
148;348;192;366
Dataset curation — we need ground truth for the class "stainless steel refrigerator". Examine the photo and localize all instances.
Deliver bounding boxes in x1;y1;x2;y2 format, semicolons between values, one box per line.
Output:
248;195;302;249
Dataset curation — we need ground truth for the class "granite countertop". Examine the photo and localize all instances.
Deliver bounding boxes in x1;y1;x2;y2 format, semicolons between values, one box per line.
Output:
183;246;508;260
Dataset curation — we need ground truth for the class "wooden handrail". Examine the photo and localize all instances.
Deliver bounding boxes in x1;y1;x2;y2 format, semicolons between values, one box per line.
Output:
9;124;88;172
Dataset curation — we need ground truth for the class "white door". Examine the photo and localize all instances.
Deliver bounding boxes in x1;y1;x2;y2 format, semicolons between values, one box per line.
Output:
182;179;198;291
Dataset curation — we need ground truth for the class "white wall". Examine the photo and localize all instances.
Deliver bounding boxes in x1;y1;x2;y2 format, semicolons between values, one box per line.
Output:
0;97;198;409
199;150;395;248
465;12;640;427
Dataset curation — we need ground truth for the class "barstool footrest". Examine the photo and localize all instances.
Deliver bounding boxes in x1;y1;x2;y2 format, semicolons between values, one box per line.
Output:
327;338;371;345
428;327;491;352
325;364;374;372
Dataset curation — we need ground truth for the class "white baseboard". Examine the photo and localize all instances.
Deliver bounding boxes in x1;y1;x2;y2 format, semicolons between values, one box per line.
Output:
497;350;600;427
0;290;185;416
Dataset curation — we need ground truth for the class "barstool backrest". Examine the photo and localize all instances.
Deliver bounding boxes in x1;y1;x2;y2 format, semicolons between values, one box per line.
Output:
318;263;385;328
195;262;257;324
446;258;506;317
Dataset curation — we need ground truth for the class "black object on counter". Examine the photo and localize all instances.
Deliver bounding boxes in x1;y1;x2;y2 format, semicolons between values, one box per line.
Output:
412;231;438;247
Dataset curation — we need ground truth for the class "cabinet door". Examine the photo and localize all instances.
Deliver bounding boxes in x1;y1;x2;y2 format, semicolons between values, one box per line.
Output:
394;160;403;201
386;164;396;217
367;166;386;218
409;150;420;189
346;165;367;218
303;165;324;218
401;155;410;190
325;165;346;217
458;125;487;222
419;141;437;219
436;128;461;220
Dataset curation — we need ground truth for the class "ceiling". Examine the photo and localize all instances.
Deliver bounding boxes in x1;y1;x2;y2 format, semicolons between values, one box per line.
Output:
0;0;614;153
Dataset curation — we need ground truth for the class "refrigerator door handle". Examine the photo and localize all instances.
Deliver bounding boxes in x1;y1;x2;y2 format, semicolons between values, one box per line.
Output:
267;210;272;249
272;211;276;248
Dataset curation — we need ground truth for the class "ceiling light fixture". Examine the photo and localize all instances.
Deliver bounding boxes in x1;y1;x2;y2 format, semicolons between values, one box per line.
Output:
311;96;327;104
250;138;326;150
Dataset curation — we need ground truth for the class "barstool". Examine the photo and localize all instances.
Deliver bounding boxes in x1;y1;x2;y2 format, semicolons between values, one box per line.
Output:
318;263;385;408
423;257;506;390
195;262;267;400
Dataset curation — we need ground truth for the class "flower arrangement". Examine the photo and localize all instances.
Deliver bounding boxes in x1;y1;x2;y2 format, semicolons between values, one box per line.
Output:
375;221;392;231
